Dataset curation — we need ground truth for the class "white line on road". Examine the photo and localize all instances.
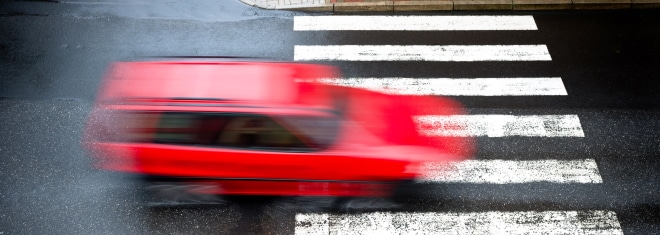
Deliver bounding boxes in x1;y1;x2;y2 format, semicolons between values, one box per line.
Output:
294;15;538;31
416;115;585;137
318;77;568;96
419;159;602;184
295;211;623;235
294;45;552;61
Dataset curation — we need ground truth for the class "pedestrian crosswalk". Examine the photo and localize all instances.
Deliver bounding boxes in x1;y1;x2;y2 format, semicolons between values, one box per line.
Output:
292;15;619;234
293;15;579;138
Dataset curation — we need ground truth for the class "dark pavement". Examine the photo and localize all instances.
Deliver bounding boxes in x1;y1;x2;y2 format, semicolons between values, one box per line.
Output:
0;1;658;234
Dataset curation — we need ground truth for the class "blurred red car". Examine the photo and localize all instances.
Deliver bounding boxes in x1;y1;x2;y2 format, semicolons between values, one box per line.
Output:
84;58;471;199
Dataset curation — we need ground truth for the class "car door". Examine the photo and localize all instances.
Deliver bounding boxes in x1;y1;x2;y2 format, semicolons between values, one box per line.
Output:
132;112;317;180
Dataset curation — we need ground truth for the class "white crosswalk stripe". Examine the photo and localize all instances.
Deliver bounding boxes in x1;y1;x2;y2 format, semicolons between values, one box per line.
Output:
416;115;585;137
294;15;538;31
419;159;602;184
294;45;553;61
295;211;623;235
318;77;568;96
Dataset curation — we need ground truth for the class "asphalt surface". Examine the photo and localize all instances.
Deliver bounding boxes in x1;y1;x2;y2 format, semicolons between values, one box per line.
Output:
1;1;659;234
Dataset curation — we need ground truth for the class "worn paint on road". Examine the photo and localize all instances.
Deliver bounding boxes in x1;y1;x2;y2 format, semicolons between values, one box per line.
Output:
419;159;602;184
318;77;567;96
294;45;552;61
296;211;623;235
416;115;585;137
294;15;538;31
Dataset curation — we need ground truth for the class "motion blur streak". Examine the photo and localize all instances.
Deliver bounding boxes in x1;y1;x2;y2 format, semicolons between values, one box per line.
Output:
83;59;474;200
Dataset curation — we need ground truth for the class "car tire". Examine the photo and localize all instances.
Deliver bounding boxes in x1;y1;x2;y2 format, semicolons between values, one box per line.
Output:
138;180;226;207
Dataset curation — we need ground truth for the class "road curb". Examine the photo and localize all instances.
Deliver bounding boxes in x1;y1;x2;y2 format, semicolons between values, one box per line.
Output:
454;0;512;11
335;2;393;12
238;0;660;11
573;0;631;10
513;0;573;10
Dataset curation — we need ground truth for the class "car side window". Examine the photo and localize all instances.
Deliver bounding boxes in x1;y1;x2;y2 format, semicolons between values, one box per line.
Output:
153;113;200;144
216;116;311;151
152;112;313;152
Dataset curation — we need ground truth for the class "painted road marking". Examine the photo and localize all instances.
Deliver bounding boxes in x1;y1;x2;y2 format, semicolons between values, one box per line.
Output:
416;115;585;137
294;15;538;31
318;77;567;96
294;45;552;61
295;211;623;235
419;159;602;184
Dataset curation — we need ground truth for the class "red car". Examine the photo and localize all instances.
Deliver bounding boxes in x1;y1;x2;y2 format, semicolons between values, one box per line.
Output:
84;59;472;200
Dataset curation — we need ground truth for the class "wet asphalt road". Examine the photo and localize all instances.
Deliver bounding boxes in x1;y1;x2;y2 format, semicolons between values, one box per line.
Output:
1;1;659;234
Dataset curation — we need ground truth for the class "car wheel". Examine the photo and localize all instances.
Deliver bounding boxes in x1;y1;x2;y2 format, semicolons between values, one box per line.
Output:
140;181;227;207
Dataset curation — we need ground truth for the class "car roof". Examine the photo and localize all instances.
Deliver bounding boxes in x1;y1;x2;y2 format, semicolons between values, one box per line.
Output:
96;60;341;106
